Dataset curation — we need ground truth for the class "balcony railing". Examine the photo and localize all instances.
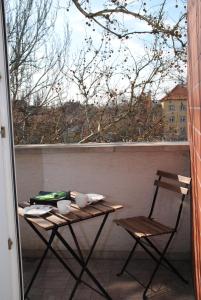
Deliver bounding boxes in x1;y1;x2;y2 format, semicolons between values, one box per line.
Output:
15;142;190;258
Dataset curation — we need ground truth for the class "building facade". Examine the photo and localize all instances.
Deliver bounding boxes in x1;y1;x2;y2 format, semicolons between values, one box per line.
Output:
160;84;188;141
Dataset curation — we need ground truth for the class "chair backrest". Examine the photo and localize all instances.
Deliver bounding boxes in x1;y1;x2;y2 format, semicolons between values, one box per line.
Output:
148;170;191;230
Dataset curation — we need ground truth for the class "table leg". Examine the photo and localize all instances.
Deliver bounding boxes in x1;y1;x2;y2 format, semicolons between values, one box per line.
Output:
68;223;85;262
24;228;56;298
25;220;102;297
56;213;112;299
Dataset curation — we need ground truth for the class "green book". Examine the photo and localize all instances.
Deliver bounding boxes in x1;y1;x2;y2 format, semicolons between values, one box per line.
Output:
30;191;71;205
34;191;67;201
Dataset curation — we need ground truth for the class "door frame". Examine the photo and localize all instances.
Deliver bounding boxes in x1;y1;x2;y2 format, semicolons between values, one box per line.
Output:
0;0;23;299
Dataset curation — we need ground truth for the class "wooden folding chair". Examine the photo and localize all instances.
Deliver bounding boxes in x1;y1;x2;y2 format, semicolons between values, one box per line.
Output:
114;170;191;299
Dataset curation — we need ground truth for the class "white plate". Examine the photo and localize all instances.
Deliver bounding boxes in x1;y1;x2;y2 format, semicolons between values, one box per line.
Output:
24;205;52;216
87;193;105;203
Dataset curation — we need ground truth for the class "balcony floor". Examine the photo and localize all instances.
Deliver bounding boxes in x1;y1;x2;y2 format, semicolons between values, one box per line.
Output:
23;257;194;300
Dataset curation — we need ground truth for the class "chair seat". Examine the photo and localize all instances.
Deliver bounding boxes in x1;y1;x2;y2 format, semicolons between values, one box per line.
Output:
114;216;174;238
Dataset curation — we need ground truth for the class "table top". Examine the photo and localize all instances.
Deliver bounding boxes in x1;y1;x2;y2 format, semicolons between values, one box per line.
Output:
18;191;123;230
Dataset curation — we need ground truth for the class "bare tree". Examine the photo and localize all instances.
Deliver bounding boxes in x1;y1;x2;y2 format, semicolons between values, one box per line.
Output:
70;0;187;60
7;0;186;144
6;0;70;143
63;32;179;143
60;0;187;143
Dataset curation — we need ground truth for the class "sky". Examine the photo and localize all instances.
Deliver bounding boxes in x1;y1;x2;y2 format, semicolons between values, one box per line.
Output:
55;0;185;54
52;0;187;102
7;0;187;104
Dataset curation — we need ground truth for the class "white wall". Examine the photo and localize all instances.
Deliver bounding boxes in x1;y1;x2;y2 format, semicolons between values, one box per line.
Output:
15;142;190;258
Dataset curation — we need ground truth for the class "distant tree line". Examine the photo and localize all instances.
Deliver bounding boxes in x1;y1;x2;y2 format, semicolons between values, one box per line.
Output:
13;96;164;144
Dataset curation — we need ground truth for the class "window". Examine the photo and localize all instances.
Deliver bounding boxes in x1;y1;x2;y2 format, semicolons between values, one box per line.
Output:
169;104;175;111
180;103;186;111
180;127;186;134
169;116;175;123
180;116;186;123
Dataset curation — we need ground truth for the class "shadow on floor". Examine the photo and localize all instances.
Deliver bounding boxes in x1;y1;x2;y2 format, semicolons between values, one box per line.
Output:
23;257;195;300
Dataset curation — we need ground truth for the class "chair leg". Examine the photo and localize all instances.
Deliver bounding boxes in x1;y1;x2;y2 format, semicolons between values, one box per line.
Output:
143;233;175;299
117;241;138;276
144;237;188;284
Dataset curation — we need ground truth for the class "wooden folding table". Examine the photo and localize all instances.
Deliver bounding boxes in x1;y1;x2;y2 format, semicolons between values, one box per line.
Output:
18;192;123;299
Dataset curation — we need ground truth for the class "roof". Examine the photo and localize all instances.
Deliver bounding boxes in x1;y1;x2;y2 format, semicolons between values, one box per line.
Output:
160;84;188;102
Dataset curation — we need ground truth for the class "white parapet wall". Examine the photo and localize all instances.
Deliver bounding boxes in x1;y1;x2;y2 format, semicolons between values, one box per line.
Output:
15;142;190;258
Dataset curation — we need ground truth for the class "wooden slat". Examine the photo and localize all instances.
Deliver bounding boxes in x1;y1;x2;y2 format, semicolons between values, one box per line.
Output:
43;213;68;226
19;201;80;223
52;205;111;223
18;194;123;230
51;209;80;223
19;204;75;228
91;202;114;213
154;180;189;195
115;216;173;238
19;203;69;227
99;200;123;211
70;204;93;219
139;217;171;235
18;207;54;230
157;170;191;184
81;205;106;217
